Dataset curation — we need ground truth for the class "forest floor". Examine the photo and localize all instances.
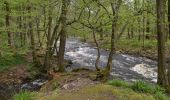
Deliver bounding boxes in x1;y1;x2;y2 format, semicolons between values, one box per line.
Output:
0;51;169;100
36;69;159;100
0;64;29;85
1;37;170;100
0;52;34;85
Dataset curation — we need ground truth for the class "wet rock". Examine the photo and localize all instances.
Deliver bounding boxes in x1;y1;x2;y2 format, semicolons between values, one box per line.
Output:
62;83;76;90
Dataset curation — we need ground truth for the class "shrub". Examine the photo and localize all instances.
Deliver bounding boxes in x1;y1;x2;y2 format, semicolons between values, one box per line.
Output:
108;79;130;88
154;92;169;100
154;85;165;93
13;91;36;100
0;54;26;72
131;80;154;93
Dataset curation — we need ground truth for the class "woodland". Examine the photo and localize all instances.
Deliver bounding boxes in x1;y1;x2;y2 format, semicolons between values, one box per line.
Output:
0;0;170;100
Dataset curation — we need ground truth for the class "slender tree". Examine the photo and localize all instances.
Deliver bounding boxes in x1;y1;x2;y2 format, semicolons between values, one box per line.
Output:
58;0;69;72
156;0;167;87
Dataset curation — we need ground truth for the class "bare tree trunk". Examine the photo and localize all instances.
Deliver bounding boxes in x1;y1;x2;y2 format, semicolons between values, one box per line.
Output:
5;1;14;47
156;0;167;87
168;0;170;39
166;0;170;92
44;5;53;70
142;16;145;48
127;28;130;39
27;2;39;67
92;31;100;71
104;0;122;78
58;0;69;72
36;18;42;47
138;18;141;41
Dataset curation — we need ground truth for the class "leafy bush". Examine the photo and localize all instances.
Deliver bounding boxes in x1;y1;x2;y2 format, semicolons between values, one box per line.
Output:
131;80;154;93
108;79;130;88
0;54;26;72
131;81;166;94
109;80;169;100
13;91;36;100
154;92;169;100
154;85;165;93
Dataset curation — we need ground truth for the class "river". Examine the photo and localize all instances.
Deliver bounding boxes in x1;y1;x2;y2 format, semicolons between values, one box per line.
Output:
0;38;158;99
64;38;157;83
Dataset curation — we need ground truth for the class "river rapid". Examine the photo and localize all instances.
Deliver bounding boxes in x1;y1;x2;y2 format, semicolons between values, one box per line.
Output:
65;38;157;83
0;38;158;100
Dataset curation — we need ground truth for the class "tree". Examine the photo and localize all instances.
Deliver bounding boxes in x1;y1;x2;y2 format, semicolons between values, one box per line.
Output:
156;0;167;87
58;0;69;72
4;1;14;47
104;0;122;78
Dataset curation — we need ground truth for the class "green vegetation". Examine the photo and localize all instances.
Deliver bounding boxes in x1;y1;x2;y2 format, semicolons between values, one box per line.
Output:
0;0;170;99
131;81;164;93
0;54;26;72
37;84;162;100
16;79;169;100
108;79;130;88
108;79;169;100
0;32;28;72
13;91;36;100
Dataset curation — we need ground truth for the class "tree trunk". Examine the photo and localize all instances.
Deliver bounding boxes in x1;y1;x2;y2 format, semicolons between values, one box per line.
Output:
44;5;53;70
58;0;69;72
104;0;122;78
27;2;39;67
168;0;170;39
5;1;14;47
156;0;167;87
92;31;100;71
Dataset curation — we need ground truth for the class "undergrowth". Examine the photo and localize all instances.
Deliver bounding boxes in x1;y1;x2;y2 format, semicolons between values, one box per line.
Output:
108;79;169;100
13;91;36;100
0;54;26;72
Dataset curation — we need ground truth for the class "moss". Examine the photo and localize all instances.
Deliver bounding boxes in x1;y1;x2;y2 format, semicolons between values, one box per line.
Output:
111;87;155;100
37;84;162;100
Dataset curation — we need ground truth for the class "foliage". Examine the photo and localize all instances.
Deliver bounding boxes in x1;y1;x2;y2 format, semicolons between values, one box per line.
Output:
13;91;36;100
154;92;169;100
0;54;26;72
108;80;169;100
131;80;155;93
108;79;130;88
131;81;165;94
37;84;157;100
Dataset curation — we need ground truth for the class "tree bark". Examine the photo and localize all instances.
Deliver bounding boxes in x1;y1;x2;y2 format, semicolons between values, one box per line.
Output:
168;0;170;39
58;0;69;72
44;5;53;70
27;2;39;67
4;1;14;47
104;0;122;77
156;0;167;87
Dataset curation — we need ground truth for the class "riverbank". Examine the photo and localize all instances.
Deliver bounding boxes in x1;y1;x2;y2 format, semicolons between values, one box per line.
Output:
82;37;170;61
1;38;168;100
14;69;170;100
0;53;50;100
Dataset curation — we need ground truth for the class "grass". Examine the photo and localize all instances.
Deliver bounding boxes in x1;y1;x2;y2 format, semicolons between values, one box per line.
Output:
131;81;165;94
0;54;26;72
108;79;169;100
13;78;170;100
13;91;36;100
108;79;130;88
37;84;156;100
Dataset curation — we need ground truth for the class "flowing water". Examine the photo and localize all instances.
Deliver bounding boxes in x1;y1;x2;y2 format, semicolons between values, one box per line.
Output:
65;38;157;83
0;38;158;99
